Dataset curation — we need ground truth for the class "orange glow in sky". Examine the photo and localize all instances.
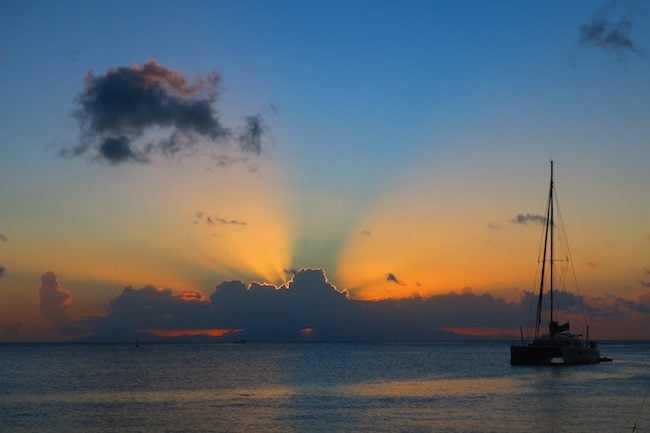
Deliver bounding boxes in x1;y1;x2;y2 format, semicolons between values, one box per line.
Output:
140;329;242;337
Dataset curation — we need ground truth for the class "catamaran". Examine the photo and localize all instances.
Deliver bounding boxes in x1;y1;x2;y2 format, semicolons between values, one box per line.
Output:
510;161;608;365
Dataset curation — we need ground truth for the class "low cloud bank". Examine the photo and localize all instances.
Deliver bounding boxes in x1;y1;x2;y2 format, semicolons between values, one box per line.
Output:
39;271;72;325
77;268;650;342
2;269;646;341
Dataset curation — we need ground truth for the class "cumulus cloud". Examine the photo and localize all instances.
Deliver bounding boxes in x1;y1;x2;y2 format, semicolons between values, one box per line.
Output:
511;213;547;225
0;233;7;242
79;269;537;341
386;273;404;285
579;1;642;60
68;268;650;342
39;272;72;324
61;61;267;165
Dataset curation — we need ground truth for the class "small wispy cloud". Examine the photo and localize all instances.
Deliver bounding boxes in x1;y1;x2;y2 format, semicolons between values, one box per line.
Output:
237;114;266;155
208;216;247;226
194;211;247;227
386;273;404;285
586;261;600;269
487;222;502;230
511;213;547;225
0;266;5;278
641;281;650;288
360;229;371;236
579;1;642;60
211;155;260;173
0;233;7;242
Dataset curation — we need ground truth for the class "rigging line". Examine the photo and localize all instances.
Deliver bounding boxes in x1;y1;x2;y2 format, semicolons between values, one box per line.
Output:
535;179;553;338
526;214;547;339
554;187;589;332
524;177;550;340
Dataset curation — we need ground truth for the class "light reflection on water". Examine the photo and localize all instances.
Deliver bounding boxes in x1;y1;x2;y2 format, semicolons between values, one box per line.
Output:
0;341;648;433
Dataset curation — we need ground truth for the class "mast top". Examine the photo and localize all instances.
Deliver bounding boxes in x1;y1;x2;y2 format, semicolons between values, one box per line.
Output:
550;159;554;184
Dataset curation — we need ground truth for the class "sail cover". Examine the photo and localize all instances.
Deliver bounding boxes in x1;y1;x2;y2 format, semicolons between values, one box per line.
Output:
550;321;570;334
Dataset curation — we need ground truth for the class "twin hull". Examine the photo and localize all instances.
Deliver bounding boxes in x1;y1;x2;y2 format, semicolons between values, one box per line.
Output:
510;343;600;365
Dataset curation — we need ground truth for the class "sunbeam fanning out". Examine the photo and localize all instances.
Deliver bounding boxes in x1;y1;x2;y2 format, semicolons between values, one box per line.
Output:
1;0;650;344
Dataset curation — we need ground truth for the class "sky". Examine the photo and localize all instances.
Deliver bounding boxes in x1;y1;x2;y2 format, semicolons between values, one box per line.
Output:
0;0;649;341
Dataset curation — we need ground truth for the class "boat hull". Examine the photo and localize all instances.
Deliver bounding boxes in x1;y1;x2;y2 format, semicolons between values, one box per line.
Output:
510;344;562;365
561;345;600;365
510;344;600;365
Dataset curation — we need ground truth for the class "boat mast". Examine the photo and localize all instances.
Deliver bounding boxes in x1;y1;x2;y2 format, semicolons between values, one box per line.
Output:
550;160;554;325
534;161;553;339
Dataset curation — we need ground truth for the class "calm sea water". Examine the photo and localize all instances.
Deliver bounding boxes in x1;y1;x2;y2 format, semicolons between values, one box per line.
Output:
1;341;648;433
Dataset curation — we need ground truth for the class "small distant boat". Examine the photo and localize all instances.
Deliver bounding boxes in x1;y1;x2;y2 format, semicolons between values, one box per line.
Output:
510;161;608;366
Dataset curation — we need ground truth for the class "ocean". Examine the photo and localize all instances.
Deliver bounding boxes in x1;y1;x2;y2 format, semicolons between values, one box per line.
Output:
1;341;648;432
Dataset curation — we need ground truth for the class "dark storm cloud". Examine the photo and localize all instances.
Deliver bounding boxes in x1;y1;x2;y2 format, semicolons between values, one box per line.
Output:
80;269;533;341
579;1;642;59
99;136;148;164
0;233;7;242
511;213;547;225
61;60;233;164
521;289;584;314
39;271;72;324
386;273;404;285
76;268;650;342
237;114;266;155
92;285;212;337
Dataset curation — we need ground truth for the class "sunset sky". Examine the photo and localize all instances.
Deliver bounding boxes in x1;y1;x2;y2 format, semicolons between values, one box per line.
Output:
1;0;649;340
